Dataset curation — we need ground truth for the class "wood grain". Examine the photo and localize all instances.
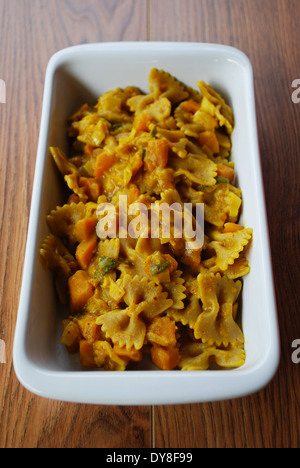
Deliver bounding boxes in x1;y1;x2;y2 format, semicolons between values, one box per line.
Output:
0;0;150;449
0;0;299;449
150;0;300;449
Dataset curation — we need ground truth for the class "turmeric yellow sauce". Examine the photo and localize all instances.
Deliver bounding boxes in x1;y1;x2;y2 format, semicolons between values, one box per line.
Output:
40;69;252;371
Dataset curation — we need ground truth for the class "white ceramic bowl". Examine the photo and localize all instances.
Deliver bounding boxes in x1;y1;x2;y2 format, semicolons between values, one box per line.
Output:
13;42;280;405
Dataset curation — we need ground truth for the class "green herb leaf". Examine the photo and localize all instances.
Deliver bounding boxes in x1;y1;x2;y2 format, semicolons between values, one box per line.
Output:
94;256;119;279
111;123;123;131
150;125;157;138
216;175;230;184
149;261;170;276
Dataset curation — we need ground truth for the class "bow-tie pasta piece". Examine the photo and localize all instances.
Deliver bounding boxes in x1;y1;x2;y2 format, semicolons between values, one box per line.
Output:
96;308;146;352
50;147;103;202
120;274;173;320
39;234;78;304
194;272;244;347
95;87;140;124
174;100;218;139
197;81;234;135
203;183;242;228
47;202;98;251
148;68;190;104
208;227;253;271
162;270;186;310
180;342;246;371
93;341;128;371
169;153;217;187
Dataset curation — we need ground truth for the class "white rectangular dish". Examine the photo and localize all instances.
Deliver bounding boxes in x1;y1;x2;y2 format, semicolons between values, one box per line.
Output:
13;42;280;405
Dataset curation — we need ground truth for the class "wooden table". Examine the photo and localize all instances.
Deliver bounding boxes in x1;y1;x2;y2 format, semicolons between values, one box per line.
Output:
0;0;299;448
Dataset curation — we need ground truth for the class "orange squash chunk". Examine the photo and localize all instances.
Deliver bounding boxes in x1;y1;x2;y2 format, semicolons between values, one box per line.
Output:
216;163;235;183
77;313;103;342
61;320;81;353
114;345;143;362
95;152;116;177
78;177;102;201
79;340;97;367
68;270;94;312
151;344;180;370
180;100;201;114
133;112;152;132
224;222;244;233
147;316;177;347
144;138;169;172
75;218;98;241
199;131;220;154
75;234;98;270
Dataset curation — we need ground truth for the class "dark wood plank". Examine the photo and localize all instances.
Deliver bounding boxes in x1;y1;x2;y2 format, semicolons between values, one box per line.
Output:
0;0;150;449
150;0;300;448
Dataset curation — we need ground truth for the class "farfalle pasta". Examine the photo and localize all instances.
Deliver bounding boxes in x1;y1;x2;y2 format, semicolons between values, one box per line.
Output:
40;69;253;371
